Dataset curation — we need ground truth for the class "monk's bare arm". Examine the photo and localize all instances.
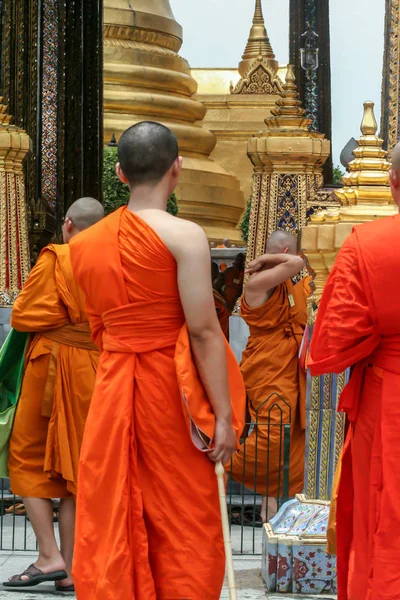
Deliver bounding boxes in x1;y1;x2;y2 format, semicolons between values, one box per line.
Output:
11;251;68;332
244;253;305;308
170;222;236;464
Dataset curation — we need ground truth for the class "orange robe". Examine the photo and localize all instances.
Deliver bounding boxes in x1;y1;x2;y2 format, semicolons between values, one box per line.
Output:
69;207;246;600
213;289;230;339
229;278;310;498
309;215;400;600
9;244;99;498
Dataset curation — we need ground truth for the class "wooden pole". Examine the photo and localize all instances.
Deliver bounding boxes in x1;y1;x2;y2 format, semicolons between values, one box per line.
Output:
215;461;237;600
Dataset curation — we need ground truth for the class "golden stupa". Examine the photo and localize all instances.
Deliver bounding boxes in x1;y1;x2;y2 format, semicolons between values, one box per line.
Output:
103;0;245;243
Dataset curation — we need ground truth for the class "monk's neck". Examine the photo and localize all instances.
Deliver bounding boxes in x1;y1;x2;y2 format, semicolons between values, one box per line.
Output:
128;185;169;213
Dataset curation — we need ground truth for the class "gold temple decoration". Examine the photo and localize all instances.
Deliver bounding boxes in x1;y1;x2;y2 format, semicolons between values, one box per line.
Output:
238;0;278;77
301;101;397;299
0;101;31;306
103;0;244;243
232;0;280;96
246;65;330;265
266;64;311;128
231;59;282;96
336;101;394;221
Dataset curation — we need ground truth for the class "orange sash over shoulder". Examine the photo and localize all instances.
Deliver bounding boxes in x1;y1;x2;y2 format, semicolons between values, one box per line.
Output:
69;208;245;600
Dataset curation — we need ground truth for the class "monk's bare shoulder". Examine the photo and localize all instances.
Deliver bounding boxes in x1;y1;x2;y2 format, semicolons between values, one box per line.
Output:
135;210;208;259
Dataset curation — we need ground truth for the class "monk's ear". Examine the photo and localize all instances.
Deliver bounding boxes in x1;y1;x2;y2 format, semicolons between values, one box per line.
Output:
64;217;74;233
116;162;128;185
172;156;183;178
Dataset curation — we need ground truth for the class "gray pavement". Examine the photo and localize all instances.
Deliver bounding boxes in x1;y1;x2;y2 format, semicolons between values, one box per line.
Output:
0;552;336;599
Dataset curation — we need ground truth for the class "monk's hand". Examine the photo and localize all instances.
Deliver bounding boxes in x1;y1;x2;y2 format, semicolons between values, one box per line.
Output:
246;255;272;276
208;419;237;465
246;254;292;276
246;258;261;276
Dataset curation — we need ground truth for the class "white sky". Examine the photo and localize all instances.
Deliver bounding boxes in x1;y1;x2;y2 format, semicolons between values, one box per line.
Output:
171;0;386;167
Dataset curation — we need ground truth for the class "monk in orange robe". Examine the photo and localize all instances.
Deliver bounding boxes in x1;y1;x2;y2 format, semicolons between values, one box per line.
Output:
4;198;104;591
229;231;310;522
212;261;230;339
308;145;400;599
69;122;246;600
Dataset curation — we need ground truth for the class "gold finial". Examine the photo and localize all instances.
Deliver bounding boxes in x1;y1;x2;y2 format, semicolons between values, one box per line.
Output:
361;101;378;136
242;0;275;62
335;100;393;212
266;64;310;127
286;64;296;84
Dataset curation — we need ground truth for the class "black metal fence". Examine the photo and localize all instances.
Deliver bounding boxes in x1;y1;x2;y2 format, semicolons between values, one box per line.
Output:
0;394;291;556
227;393;292;555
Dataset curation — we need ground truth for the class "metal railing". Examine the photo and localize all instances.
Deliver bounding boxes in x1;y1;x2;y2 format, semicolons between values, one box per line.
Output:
226;393;292;555
0;394;292;556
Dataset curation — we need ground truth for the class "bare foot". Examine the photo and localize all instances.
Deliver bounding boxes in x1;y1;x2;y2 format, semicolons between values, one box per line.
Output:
261;496;278;523
267;497;278;521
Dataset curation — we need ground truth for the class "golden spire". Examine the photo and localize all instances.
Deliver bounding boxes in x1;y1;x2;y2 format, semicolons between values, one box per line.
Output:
265;65;311;130
243;0;275;60
239;0;278;76
334;101;394;220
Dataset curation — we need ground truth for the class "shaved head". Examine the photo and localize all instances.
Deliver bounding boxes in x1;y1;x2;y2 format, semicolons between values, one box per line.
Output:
66;197;104;232
118;121;179;187
266;230;298;255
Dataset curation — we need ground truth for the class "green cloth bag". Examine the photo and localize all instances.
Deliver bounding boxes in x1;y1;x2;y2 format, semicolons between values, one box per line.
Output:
0;328;29;478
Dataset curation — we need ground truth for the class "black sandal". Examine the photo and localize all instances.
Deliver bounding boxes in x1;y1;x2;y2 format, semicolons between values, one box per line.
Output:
243;506;263;528
3;564;68;588
229;507;243;525
55;582;75;592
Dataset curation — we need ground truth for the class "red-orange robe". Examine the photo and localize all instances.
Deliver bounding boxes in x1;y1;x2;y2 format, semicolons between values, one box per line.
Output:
9;244;99;497
309;215;400;600
69;207;246;600
229;277;310;498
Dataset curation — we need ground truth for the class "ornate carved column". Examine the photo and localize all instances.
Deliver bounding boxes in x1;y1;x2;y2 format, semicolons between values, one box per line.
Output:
381;0;400;154
0;0;103;254
0;101;31;342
